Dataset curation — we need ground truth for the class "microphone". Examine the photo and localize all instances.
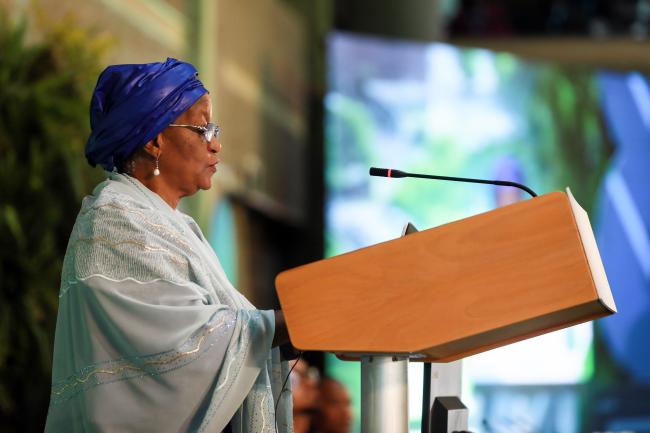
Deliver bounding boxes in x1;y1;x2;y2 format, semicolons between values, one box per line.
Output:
369;167;537;198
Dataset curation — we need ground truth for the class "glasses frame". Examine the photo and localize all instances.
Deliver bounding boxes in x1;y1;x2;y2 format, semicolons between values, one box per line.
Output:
168;122;220;143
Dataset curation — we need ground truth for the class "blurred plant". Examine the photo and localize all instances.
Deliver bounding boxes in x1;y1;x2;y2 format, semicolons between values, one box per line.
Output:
0;8;109;432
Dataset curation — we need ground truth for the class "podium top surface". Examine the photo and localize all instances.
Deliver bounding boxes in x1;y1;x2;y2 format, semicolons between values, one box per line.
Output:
276;191;615;362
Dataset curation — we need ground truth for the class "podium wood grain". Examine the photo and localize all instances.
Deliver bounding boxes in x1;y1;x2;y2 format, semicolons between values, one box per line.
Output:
275;192;614;362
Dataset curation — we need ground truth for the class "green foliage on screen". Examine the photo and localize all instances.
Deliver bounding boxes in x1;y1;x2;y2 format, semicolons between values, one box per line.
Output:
0;10;107;432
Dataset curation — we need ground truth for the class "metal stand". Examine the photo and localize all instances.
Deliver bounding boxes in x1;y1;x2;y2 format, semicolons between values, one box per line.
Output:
361;356;409;433
422;360;470;433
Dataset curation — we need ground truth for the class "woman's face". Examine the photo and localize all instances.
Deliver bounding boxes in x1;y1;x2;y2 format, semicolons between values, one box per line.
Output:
158;94;220;197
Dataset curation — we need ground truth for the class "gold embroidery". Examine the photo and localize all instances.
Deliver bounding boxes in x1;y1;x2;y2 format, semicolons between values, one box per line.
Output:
260;394;267;431
216;357;237;391
58;275;201;299
76;237;186;265
52;316;230;397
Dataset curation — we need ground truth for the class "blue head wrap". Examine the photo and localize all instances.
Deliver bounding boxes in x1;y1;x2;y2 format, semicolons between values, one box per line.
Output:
85;58;208;171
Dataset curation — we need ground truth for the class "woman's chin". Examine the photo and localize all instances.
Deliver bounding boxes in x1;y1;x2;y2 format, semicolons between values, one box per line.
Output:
198;177;213;191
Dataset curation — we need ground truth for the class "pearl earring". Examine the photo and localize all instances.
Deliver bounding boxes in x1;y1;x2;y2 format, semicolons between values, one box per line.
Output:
153;155;160;176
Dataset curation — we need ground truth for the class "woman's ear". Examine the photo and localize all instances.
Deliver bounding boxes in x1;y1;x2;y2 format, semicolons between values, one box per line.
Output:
142;134;164;158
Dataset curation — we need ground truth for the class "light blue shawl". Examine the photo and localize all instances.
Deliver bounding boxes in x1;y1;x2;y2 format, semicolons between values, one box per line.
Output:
45;173;293;433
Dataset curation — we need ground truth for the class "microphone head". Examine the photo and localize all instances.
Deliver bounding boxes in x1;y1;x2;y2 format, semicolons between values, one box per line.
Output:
369;167;389;177
369;167;406;178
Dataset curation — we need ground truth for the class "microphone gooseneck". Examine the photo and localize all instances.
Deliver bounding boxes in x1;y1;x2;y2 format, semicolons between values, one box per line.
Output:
369;166;538;198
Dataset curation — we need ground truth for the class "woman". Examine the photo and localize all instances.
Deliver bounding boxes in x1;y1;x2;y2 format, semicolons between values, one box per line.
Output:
45;58;292;433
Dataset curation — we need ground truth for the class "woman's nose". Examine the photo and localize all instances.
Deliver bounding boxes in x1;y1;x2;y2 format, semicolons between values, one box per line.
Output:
209;138;221;153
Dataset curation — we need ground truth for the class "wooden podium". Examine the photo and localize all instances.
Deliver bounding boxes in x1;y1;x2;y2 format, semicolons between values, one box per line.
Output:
275;189;616;433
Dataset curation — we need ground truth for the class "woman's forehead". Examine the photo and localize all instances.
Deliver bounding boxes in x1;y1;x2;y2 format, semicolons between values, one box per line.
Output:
179;94;211;122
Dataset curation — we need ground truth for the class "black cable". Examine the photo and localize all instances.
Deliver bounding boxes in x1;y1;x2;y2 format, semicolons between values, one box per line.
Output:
274;351;303;433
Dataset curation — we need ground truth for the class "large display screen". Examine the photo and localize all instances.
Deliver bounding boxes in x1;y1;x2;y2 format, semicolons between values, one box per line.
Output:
324;31;617;433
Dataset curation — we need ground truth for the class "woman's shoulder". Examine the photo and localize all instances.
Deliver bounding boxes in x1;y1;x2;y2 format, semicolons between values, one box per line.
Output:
74;177;175;238
61;178;198;289
72;178;193;248
82;178;153;217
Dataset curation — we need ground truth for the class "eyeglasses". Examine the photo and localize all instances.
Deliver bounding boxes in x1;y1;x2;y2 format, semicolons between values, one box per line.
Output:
169;122;220;142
